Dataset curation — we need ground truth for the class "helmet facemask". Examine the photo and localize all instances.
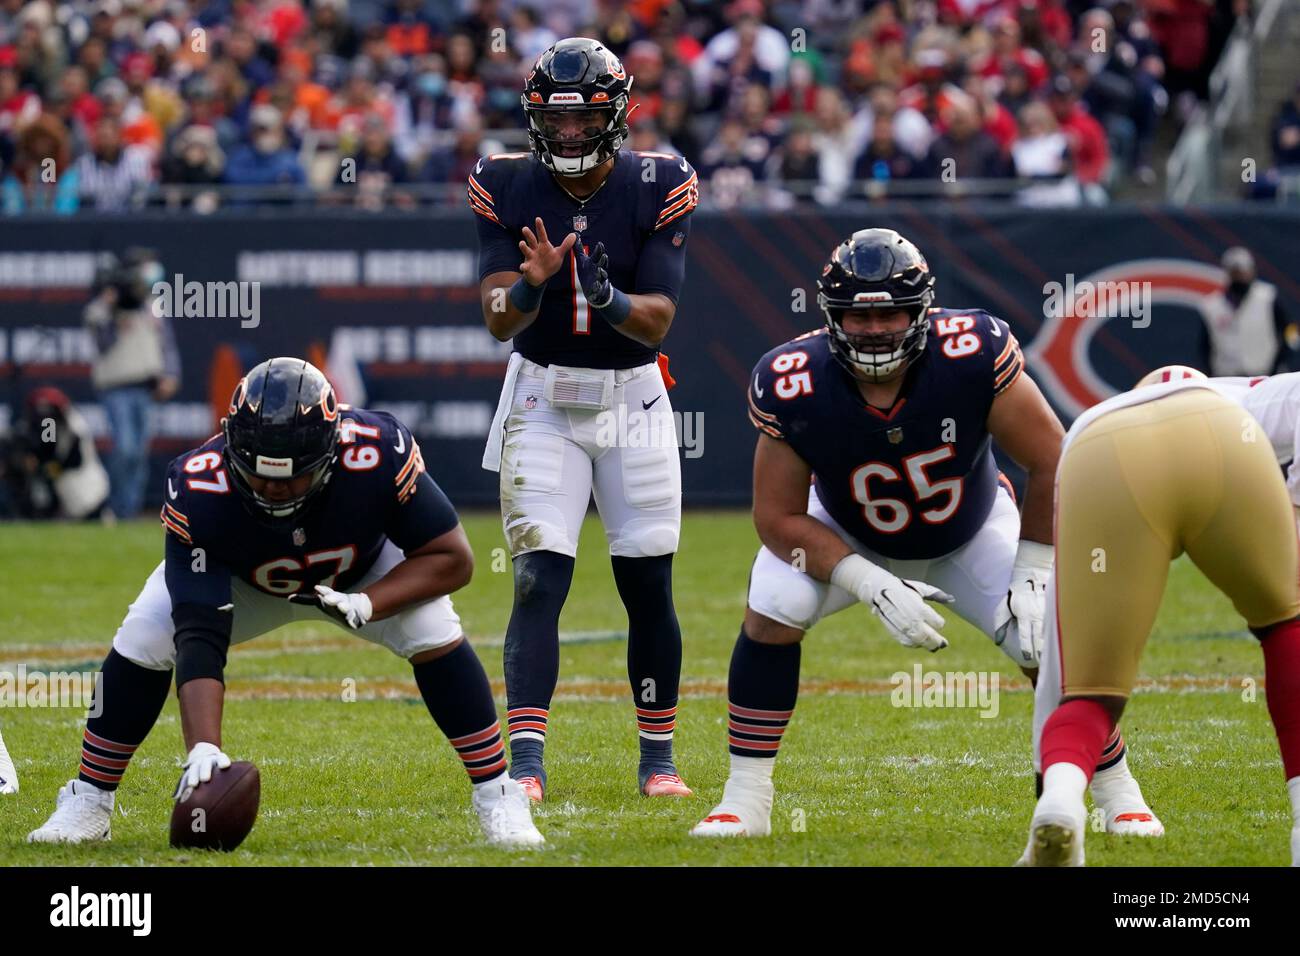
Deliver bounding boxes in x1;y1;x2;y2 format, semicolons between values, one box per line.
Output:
224;443;336;527
823;302;930;383
525;101;627;176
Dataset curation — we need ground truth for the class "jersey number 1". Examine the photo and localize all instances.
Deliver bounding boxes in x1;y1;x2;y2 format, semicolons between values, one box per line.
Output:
570;249;590;335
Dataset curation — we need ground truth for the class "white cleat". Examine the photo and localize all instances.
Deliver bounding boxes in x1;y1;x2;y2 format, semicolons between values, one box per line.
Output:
473;776;545;848
1101;804;1165;837
1091;763;1165;836
0;730;17;793
1019;796;1086;867
27;780;114;843
691;776;774;838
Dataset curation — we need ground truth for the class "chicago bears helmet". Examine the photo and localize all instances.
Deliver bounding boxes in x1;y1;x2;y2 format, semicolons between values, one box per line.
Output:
522;37;632;177
817;228;936;383
223;357;339;525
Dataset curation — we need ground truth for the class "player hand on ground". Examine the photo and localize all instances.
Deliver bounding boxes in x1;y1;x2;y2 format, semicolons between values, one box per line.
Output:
517;216;576;287
574;240;613;307
288;585;373;630
830;555;954;652
174;742;231;802
994;541;1053;666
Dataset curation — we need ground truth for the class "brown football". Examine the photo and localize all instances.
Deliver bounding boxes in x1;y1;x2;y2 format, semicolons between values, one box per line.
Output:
169;761;260;851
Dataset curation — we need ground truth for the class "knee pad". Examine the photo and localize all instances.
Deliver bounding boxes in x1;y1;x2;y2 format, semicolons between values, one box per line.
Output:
112;613;178;671
608;516;679;558
503;503;577;557
747;558;823;631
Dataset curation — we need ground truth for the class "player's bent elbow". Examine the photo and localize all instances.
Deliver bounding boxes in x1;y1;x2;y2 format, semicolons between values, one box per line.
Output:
450;546;474;592
434;540;474;595
482;309;515;342
752;511;796;558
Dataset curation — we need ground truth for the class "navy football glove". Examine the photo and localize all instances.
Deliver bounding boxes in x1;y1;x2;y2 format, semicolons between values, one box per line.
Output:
574;241;614;308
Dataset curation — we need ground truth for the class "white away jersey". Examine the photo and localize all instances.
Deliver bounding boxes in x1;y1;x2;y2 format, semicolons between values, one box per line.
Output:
1063;372;1300;506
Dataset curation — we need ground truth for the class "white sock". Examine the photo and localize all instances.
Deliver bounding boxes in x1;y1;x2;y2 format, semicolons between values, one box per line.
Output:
1090;751;1147;803
729;754;775;786
473;775;508;795
1042;762;1088;806
1287;776;1300;827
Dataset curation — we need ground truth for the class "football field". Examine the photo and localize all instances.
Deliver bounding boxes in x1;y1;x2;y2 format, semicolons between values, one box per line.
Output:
0;513;1290;866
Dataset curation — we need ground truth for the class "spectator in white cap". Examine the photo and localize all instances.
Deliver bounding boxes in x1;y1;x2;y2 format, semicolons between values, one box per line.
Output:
1199;247;1298;376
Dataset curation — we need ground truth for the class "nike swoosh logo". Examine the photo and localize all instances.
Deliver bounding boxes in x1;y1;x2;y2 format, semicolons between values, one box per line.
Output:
167;479;178;499
394;430;406;454
474;157;485;175
678;157;689;172
642;396;662;410
989;321;1001;337
753;375;764;398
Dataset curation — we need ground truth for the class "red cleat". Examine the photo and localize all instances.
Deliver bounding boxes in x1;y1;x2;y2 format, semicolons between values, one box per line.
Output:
641;772;693;798
515;775;544;803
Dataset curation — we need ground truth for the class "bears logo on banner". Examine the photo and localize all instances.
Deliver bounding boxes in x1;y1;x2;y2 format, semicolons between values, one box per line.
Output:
1026;258;1226;418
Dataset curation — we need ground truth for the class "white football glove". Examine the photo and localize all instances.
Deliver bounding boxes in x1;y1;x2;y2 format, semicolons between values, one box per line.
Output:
830;554;954;652
174;741;231;802
289;584;373;630
994;540;1054;667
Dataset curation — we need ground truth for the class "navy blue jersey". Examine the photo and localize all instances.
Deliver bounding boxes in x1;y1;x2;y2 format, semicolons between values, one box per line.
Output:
470;149;697;369
160;407;460;609
748;310;1025;560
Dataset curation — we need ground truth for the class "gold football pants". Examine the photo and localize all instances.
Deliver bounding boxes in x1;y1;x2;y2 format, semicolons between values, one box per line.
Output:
1055;388;1300;698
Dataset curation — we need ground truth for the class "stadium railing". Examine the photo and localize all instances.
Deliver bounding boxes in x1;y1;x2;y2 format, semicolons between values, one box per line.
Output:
5;174;1085;215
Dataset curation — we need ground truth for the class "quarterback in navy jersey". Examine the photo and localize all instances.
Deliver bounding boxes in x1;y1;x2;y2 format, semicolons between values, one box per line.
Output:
471;37;697;803
26;359;543;848
693;229;1163;840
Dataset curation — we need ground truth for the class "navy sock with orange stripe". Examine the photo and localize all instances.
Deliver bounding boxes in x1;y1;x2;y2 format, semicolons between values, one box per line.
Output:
503;551;571;786
726;629;800;760
79;649;172;791
612;554;683;781
413;641;507;786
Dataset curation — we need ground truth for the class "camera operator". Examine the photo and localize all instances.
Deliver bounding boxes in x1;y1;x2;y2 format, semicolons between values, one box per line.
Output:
84;249;181;519
0;388;110;520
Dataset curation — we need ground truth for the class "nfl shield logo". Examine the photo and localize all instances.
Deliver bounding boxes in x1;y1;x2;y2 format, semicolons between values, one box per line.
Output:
887;427;904;444
672;231;685;247
524;394;538;410
292;528;306;546
573;215;587;232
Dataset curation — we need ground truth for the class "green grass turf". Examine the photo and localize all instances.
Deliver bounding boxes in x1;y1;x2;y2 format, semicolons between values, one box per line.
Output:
0;514;1290;865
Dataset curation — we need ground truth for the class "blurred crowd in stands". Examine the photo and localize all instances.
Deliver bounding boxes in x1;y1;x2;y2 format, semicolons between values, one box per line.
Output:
0;0;1248;211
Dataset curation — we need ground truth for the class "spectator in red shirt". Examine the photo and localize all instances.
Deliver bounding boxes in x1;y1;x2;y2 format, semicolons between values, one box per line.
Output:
900;49;965;127
1145;0;1213;99
1048;73;1109;188
977;15;1049;92
963;73;1018;153
60;67;104;134
0;47;40;138
771;52;822;117
385;0;438;58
